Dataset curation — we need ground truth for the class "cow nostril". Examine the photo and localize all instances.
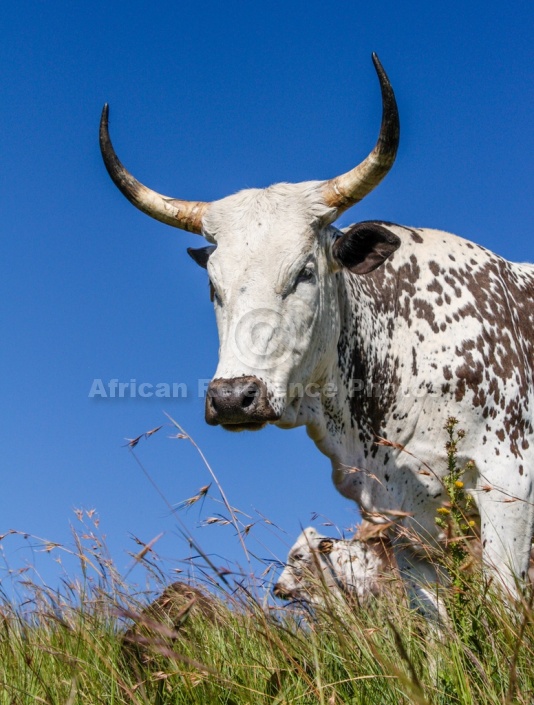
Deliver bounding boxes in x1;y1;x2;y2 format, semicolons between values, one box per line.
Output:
241;384;259;409
273;584;289;600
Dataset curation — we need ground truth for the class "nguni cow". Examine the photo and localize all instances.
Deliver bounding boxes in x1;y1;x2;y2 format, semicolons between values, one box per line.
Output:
273;527;394;606
100;54;534;617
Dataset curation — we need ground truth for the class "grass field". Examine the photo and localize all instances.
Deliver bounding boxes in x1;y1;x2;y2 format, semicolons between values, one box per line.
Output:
0;539;532;705
1;420;533;704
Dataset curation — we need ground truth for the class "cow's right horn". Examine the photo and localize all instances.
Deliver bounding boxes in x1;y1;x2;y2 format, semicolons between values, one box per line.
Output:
99;104;208;235
321;53;400;217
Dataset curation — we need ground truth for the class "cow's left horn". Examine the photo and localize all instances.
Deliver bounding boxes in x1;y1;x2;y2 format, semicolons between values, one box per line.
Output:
99;104;208;235
322;53;399;216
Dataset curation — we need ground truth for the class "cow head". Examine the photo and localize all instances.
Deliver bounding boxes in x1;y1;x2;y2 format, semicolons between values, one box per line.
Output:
273;527;334;601
100;54;400;431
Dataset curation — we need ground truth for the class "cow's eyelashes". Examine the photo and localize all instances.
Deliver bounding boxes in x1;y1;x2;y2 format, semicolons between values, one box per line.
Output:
295;265;316;287
209;280;222;305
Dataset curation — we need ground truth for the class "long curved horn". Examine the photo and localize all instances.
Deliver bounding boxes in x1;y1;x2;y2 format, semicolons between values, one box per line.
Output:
99;105;208;235
322;53;399;215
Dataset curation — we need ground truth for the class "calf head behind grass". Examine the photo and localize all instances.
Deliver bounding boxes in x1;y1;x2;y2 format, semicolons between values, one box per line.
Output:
273;527;394;606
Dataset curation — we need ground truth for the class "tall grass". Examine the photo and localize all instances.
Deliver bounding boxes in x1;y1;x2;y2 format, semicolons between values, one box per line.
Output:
0;419;532;704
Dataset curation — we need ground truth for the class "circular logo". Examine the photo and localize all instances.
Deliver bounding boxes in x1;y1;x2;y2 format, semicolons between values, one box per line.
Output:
231;308;297;370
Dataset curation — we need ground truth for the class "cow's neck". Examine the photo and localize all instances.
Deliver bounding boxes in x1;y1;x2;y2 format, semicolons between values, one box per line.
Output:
304;267;401;468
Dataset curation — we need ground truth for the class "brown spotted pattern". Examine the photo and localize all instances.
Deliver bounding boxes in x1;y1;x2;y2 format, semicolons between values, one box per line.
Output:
326;222;534;604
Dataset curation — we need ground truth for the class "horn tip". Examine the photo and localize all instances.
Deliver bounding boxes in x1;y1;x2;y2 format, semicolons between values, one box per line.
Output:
100;103;109;125
371;52;384;74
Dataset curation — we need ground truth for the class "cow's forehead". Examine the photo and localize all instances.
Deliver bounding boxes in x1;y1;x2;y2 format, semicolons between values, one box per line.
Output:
294;527;325;547
203;181;335;248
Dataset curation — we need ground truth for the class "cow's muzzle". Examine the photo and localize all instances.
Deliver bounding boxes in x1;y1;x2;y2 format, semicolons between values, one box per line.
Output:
205;376;280;431
272;582;293;600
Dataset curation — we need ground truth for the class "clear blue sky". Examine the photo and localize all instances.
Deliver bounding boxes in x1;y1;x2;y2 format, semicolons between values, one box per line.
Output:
1;1;532;592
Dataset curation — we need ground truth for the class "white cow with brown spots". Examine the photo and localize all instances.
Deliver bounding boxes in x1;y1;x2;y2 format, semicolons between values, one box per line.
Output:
100;54;534;620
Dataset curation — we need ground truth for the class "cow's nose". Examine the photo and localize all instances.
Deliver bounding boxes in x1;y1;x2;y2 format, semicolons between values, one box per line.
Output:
205;376;280;429
273;582;292;600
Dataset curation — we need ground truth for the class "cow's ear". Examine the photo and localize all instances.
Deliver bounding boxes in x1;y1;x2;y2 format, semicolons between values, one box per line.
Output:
333;222;400;274
317;538;334;554
187;246;217;269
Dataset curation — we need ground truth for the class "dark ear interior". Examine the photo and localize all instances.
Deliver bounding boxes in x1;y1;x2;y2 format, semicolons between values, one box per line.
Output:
333;222;400;274
366;536;385;544
187;246;217;269
317;538;334;555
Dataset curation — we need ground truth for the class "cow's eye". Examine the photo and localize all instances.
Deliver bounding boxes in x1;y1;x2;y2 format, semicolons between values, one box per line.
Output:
209;280;222;305
292;553;303;562
295;265;315;286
